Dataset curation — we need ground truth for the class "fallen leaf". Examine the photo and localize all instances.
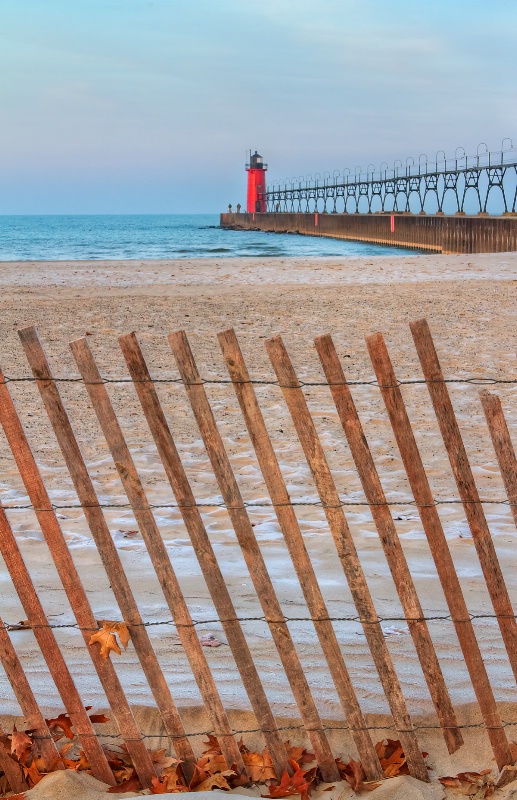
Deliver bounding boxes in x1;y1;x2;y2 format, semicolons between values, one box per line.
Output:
439;771;494;798
89;713;110;724
45;713;75;741
108;768;142;793
262;761;314;800
194;771;234;792
242;749;276;782
286;744;315;767
11;728;33;765
89;621;130;659
201;734;222;755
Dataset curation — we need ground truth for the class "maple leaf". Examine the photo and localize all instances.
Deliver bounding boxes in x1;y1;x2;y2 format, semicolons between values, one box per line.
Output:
242;749;276;782
262;760;314;800
194;771;234;792
46;713;75;740
89;621;131;659
11;728;33;766
108;768;142;793
439;770;493;798
89;713;110;724
201;734;222;755
149;747;179;775
286;743;315;768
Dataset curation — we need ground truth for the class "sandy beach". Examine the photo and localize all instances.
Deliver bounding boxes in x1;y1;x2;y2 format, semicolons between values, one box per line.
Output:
1;252;517;787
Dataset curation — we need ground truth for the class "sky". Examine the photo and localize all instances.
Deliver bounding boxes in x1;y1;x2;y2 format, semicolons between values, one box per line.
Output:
0;0;516;214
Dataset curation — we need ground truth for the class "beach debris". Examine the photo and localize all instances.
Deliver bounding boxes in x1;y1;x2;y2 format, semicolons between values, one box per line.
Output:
6;620;31;631
199;632;222;647
88;620;131;659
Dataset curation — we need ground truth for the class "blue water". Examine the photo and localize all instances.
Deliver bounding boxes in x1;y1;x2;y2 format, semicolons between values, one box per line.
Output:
0;214;418;261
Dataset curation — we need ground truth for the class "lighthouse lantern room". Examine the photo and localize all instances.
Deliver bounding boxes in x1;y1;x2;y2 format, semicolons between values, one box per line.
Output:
246;151;268;213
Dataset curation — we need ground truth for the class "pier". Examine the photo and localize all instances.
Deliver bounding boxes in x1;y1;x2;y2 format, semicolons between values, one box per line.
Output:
220;211;517;254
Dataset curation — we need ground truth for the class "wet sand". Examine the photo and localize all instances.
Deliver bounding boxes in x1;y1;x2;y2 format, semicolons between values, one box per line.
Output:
0;252;517;781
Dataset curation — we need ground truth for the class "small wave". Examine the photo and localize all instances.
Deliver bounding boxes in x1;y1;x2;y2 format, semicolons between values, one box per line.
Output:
173;247;233;255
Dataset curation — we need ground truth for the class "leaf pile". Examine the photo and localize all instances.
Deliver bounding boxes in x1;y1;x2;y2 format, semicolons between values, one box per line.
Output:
335;737;426;793
439;771;494;799
0;711;431;799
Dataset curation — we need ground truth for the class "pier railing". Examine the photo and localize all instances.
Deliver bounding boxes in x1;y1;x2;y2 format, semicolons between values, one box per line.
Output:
1;322;517;790
266;142;517;215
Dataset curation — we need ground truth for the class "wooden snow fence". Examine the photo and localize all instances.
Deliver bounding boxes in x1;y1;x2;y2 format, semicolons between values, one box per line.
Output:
0;319;516;789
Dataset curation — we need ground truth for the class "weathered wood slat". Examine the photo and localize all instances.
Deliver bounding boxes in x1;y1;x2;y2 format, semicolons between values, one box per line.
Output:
0;370;156;788
118;331;289;779
480;390;517;529
314;333;462;754
168;330;340;784
68;336;246;777
0;721;28;793
18;326;197;780
0;619;61;770
366;331;513;770
409;319;517;685
0;504;115;784
265;335;428;782
217;328;383;781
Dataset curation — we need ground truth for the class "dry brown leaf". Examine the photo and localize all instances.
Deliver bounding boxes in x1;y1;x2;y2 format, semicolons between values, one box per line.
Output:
439;771;494;798
108;768;142;794
11;728;33;765
89;621;131;659
243;749;276;782
194;771;234;792
262;761;313;800
46;713;75;740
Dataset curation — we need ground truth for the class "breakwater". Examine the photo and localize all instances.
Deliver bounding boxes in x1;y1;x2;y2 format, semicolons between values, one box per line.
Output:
220;212;517;254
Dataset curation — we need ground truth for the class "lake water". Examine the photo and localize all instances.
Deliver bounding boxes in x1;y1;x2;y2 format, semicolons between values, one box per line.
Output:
0;214;419;260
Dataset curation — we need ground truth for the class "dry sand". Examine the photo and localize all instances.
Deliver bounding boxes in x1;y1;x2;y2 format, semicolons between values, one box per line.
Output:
0;252;517;792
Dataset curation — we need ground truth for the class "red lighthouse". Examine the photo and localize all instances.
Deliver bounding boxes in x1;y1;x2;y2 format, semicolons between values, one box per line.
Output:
246;151;268;213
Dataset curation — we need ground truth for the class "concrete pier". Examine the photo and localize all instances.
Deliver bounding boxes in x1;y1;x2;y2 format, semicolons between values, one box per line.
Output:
220;212;517;254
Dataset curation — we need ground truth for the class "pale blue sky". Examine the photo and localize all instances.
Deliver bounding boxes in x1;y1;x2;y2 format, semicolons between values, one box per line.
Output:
1;0;516;213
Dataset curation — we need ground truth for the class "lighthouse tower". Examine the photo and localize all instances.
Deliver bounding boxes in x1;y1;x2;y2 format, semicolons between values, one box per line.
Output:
246;151;268;213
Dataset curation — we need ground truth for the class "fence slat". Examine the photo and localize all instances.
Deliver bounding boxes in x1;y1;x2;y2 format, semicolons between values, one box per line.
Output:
217;328;383;781
480;390;517;529
265;335;428;782
314;333;462;754
409;319;517;684
18;327;197;779
68;337;246;778
0;370;156;788
0;504;116;785
366;331;513;770
0;721;28;793
118;331;290;779
0;620;61;770
169;330;341;784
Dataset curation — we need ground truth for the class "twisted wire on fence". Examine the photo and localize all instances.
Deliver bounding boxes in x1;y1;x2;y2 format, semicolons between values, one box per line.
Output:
1;375;517;387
